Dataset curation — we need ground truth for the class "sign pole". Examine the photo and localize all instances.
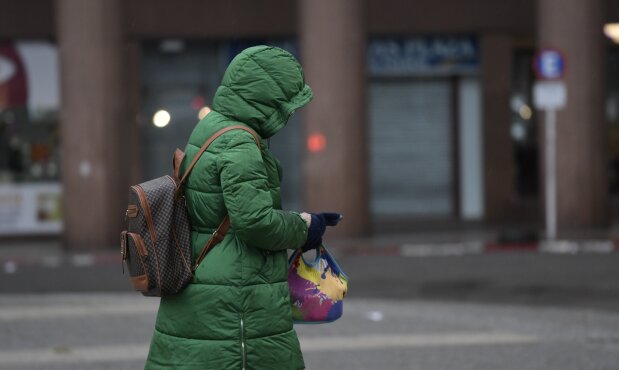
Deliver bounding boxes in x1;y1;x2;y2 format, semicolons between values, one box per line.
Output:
545;109;557;240
533;47;567;241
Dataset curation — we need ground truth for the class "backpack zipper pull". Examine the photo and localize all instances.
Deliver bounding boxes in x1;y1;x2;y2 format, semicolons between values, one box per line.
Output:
120;232;127;274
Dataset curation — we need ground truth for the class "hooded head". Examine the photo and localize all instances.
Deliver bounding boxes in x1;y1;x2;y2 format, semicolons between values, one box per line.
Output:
212;46;313;138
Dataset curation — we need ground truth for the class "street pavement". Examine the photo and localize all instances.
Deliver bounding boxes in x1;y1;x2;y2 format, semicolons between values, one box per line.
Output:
1;242;619;369
1;294;619;369
2;250;619;311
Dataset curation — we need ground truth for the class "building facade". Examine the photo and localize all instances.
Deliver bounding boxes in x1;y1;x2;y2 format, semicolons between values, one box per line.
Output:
0;0;618;248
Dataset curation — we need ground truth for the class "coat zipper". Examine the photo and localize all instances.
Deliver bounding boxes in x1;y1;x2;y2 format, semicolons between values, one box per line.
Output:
240;317;247;370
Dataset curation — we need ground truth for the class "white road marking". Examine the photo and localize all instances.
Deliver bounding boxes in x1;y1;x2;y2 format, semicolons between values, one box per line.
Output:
300;332;539;351
71;254;96;267
0;344;150;366
540;240;615;254
401;242;484;257
400;240;618;257
0;302;158;321
0;332;539;366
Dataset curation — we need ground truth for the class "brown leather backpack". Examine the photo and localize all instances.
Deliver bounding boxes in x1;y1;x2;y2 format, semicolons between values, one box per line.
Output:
120;125;260;297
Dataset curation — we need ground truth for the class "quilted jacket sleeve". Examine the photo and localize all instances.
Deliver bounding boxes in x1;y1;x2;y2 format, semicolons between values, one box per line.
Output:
217;131;308;251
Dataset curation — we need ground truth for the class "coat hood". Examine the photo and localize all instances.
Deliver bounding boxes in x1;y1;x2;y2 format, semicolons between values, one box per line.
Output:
212;45;313;138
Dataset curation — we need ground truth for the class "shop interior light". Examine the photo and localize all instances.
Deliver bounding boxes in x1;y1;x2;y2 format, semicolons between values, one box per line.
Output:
307;133;327;153
198;106;211;120
192;96;206;110
519;104;532;120
510;122;527;142
604;23;619;43
153;110;171;128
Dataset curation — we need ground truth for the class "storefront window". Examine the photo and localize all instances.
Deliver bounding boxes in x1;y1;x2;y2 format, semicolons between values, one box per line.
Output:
368;37;481;219
0;41;62;235
511;50;539;199
511;46;619;209
608;47;619;200
140;39;303;211
0;41;60;183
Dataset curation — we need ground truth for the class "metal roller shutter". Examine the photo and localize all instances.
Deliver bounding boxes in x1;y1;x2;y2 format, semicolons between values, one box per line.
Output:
370;79;453;217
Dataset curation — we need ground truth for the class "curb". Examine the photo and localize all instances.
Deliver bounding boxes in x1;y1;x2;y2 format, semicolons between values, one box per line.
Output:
1;240;619;273
334;239;619;257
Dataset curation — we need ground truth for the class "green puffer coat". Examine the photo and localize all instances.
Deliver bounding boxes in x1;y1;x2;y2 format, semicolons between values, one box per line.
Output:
145;46;313;370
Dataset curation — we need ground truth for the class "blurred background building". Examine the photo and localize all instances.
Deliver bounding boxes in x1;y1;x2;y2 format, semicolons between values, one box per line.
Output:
0;0;618;249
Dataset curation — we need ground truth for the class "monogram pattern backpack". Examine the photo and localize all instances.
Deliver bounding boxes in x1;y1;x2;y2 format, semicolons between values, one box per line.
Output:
120;125;260;297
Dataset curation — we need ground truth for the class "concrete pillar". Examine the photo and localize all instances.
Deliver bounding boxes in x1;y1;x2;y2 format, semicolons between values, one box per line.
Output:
537;0;608;230
299;0;369;236
124;41;143;187
56;0;127;249
481;34;517;223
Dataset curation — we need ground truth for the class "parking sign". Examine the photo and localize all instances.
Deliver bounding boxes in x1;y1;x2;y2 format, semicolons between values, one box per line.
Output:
532;47;567;242
533;48;566;80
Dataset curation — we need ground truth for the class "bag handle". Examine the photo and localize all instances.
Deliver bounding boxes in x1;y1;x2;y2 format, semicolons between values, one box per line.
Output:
177;124;261;273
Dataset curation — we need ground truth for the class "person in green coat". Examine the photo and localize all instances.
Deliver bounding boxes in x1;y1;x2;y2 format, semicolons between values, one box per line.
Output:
145;46;342;369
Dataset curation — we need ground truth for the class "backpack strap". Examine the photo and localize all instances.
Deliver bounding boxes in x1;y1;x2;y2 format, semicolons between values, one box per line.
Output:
178;125;261;273
172;148;185;181
192;215;230;272
178;125;262;188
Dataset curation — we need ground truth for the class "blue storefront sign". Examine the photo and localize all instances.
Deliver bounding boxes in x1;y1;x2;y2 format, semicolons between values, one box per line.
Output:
226;36;479;76
227;40;299;63
368;36;480;76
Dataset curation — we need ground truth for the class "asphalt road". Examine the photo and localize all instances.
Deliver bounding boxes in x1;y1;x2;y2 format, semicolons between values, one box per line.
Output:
1;294;619;370
2;252;619;311
1;251;619;369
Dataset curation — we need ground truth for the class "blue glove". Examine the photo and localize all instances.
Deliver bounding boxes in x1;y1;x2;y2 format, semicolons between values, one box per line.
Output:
321;212;344;226
302;212;343;252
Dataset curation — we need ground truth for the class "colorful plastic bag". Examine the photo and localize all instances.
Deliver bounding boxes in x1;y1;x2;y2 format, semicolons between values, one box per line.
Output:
288;246;348;323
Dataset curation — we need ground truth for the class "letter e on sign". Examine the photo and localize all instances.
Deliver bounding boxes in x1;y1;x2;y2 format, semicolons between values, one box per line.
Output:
533;48;566;80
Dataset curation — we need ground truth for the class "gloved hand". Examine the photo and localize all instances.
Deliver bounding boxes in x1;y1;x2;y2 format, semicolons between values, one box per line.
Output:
301;212;343;252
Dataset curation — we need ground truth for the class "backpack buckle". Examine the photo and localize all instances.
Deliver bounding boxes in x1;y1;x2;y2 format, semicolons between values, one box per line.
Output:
212;230;223;242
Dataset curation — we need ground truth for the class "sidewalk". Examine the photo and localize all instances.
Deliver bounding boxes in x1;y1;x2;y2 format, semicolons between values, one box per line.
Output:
1;230;619;311
1;225;619;270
